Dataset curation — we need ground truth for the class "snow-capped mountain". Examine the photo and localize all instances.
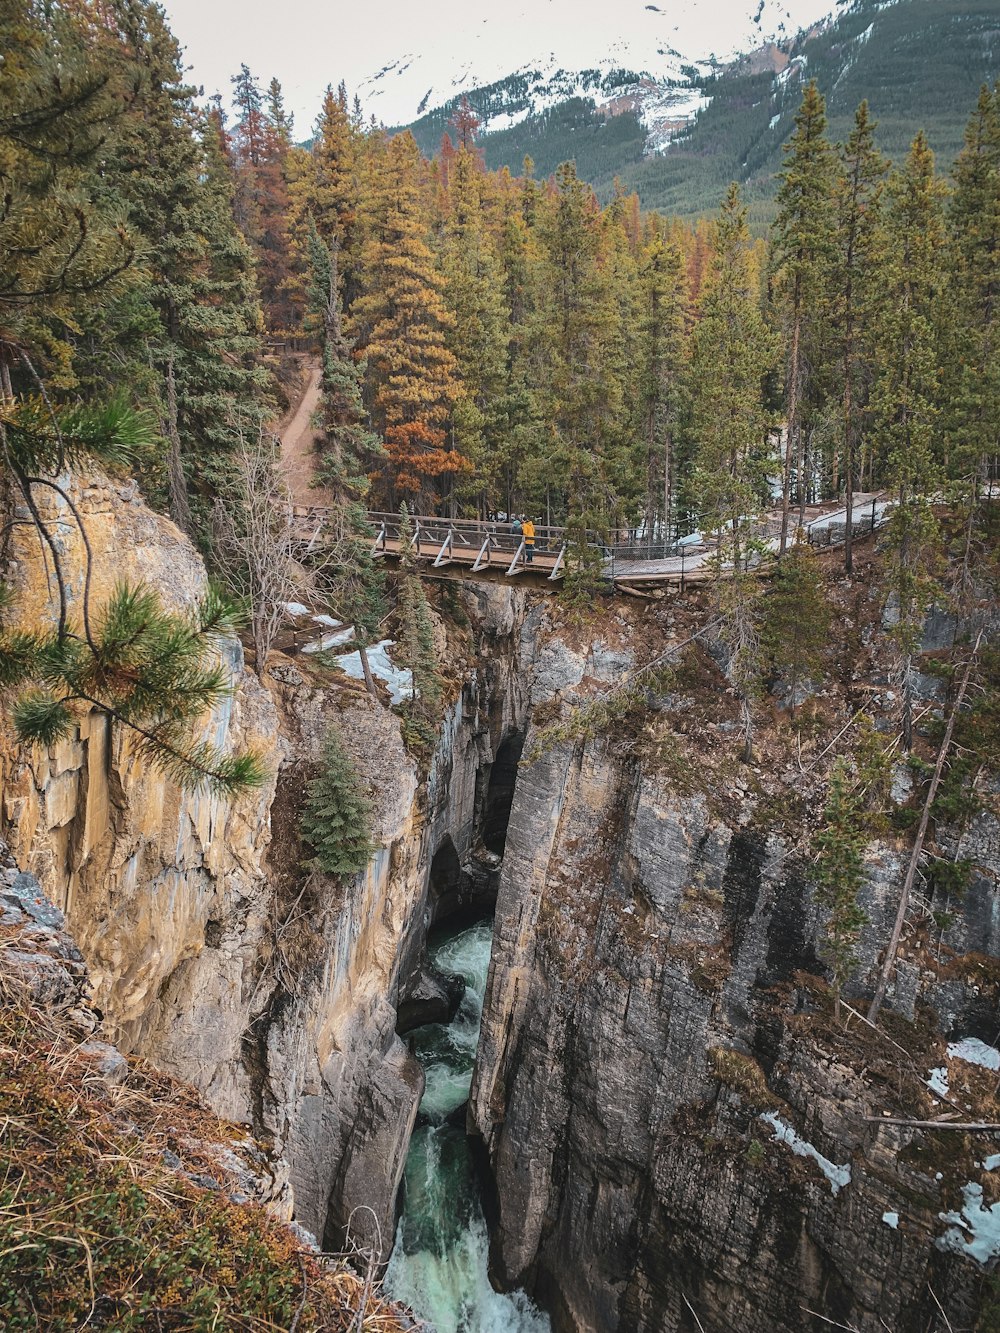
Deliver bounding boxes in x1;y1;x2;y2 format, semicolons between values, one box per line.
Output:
358;0;841;142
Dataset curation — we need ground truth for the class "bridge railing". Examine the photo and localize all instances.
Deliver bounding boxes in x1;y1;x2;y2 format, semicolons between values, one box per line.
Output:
363;511;592;578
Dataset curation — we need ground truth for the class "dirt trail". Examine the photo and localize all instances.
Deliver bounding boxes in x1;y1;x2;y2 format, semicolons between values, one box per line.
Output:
278;358;331;505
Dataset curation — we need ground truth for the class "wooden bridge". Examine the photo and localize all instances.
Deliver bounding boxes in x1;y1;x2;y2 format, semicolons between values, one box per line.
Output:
290;498;894;593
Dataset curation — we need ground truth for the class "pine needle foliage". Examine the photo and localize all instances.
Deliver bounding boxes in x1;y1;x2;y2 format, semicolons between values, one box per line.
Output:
396;505;443;729
299;726;374;876
812;723;890;1019
0;582;263;796
761;540;831;716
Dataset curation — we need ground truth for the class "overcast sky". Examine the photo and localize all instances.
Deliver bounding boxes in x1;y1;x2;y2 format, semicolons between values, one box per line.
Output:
160;0;505;131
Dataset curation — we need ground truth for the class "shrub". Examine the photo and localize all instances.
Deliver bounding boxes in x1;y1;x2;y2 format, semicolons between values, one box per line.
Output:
299;726;374;876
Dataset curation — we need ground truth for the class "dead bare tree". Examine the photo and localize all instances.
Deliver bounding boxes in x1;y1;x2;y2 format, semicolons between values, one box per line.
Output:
212;430;299;681
868;632;984;1023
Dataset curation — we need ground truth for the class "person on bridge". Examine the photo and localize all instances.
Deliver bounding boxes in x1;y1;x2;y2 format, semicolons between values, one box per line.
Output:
523;517;535;563
511;516;523;538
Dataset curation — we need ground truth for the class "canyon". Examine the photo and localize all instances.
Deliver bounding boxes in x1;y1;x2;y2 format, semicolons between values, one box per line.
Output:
3;470;999;1331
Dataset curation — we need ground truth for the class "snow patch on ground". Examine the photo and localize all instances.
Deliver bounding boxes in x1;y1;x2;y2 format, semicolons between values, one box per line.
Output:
760;1112;852;1196
926;1038;1000;1099
937;1184;1000;1265
882;1211;899;1229
927;1067;950;1098
336;639;413;705
303;627;356;653
949;1038;1000;1072
983;1155;1000;1172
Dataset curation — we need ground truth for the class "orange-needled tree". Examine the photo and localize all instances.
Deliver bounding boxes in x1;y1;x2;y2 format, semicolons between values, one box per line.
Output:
351;131;461;510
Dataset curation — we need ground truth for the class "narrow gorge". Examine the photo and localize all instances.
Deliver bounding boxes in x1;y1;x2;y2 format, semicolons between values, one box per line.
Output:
3;470;999;1332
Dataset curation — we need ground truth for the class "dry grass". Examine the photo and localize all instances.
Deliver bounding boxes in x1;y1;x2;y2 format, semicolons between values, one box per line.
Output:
0;949;418;1332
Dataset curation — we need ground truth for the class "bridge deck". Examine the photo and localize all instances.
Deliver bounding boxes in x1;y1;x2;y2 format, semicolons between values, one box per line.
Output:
290;497;894;591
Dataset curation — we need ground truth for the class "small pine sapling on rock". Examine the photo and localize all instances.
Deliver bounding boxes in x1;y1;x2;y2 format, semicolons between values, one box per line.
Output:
396;504;443;742
299;726;373;876
812;722;889;1020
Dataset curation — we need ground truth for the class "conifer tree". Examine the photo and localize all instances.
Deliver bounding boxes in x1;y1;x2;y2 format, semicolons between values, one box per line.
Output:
636;226;687;540
690;186;775;561
299;725;373;876
831;101;886;574
227;65;296;332
530;161;626;589
67;8;269;536
396;504;442;733
441;144;511;515
0;397;263;794
0;0;138;392
306;222;386;695
351;133;460;508
813;759;867;1021
689;184;776;760
761;539;830;716
872;132;948;749
289;84;361;308
772;82;838;551
944;84;1000;588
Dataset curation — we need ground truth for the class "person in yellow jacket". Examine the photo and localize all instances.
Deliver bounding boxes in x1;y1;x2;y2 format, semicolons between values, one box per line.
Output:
522;517;535;564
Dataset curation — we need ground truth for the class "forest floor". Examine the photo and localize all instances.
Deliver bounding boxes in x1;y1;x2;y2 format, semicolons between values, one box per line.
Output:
278;356;330;506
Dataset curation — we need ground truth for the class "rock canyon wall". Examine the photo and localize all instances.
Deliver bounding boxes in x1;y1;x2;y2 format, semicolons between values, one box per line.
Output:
0;470;534;1256
4;470;1000;1332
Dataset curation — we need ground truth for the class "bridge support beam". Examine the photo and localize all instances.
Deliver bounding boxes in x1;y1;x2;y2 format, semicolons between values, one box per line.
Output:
433;531;454;567
506;539;526;576
472;535;492;572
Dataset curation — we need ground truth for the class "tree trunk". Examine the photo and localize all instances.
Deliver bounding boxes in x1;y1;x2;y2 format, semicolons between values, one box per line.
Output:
844;372;855;574
358;641;377;697
868;639;981;1022
165;355;193;535
780;314;802;555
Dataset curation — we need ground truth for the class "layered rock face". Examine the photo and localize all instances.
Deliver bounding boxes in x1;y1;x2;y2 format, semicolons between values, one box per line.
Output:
471;616;1000;1332
0;470;535;1255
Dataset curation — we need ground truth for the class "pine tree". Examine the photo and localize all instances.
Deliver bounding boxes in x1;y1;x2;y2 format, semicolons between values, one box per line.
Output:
396;504;442;732
0;0;138;393
227;65;295;333
351;132;460;508
831;101;887;573
690;185;776;560
636;224;687;541
0;396;263;795
290;84;361;307
813;759;868;1022
944;85;1000;593
761;539;830;716
441;143;511;515
689;184;776;759
305;222;386;694
529;161;627;591
299;726;373;876
772;81;838;551
871;132;948;749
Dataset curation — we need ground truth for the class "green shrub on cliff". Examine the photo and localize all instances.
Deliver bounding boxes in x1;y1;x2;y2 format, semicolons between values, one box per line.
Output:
300;725;374;876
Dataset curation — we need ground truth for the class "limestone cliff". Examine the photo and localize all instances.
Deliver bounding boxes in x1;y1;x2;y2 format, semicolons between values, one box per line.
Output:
0;468;534;1257
471;594;1000;1332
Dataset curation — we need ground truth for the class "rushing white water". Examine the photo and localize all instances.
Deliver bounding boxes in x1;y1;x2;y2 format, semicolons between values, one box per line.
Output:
385;921;550;1333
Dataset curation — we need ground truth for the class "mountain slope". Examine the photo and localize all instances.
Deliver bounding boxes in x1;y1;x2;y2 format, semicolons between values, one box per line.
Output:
623;0;1000;216
362;0;837;129
399;0;1000;217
